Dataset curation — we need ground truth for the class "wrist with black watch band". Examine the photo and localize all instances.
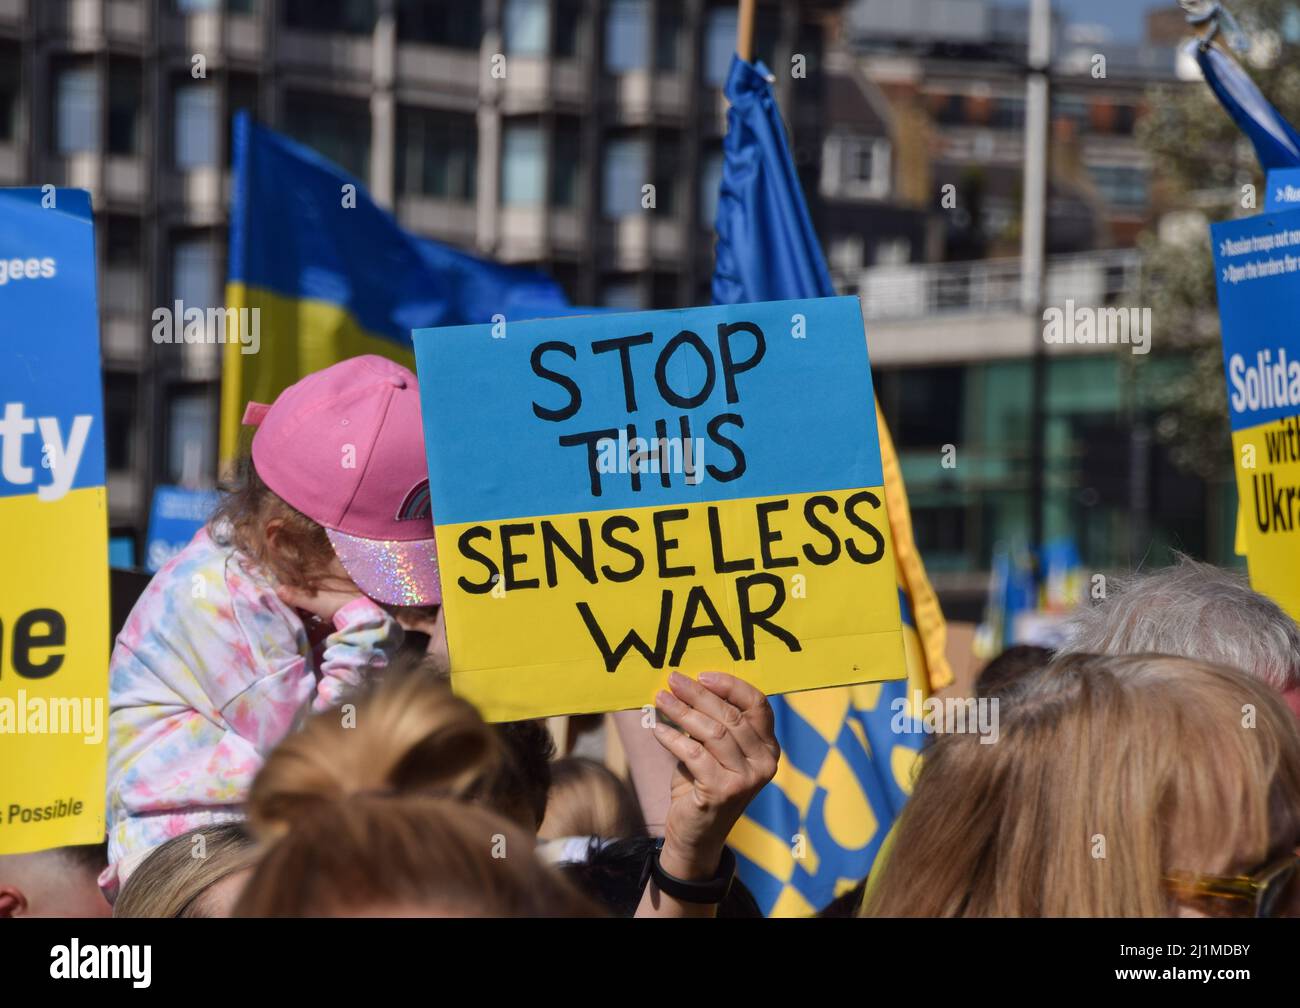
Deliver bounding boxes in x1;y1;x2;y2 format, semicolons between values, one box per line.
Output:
639;838;738;904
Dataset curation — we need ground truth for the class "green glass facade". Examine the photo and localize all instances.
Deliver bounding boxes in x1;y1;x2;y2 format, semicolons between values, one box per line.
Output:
877;353;1240;575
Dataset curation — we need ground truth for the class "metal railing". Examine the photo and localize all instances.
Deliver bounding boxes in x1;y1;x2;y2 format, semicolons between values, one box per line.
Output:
838;248;1142;322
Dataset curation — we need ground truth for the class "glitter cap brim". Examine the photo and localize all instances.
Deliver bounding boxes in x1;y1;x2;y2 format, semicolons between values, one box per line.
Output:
326;528;442;607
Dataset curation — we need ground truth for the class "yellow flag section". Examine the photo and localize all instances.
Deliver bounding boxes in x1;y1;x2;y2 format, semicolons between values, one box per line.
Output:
0;188;109;854
416;296;905;722
1232;419;1300;618
219;282;414;462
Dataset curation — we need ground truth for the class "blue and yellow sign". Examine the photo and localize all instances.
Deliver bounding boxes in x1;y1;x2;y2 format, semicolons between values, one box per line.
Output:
0;188;109;853
415;296;905;721
1212;207;1300;620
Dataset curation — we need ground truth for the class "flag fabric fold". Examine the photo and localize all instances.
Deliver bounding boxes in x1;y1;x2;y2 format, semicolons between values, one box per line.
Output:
712;55;950;916
1192;40;1300;171
220;110;573;461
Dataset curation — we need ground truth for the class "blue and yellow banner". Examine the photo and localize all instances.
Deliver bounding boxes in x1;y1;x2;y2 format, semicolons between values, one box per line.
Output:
0;188;109;854
220;110;573;463
414;297;905;722
1212;207;1300;620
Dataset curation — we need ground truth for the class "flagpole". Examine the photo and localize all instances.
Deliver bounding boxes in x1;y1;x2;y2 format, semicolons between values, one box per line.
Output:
736;0;756;62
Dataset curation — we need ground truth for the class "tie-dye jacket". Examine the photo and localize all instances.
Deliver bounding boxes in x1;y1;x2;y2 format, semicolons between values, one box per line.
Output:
102;527;402;894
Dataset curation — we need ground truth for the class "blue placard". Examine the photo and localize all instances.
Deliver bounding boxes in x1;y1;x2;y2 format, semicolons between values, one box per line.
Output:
1210;208;1300;432
145;485;220;572
413;296;884;526
0;189;106;498
1265;168;1300;212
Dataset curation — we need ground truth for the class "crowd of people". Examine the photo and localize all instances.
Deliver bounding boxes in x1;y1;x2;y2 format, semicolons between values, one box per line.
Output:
2;355;1298;918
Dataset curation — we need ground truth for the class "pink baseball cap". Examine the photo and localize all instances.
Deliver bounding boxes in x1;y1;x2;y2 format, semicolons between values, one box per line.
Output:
242;355;441;607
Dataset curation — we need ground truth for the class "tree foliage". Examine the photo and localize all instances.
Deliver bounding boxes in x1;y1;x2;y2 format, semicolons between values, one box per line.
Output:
1135;0;1300;479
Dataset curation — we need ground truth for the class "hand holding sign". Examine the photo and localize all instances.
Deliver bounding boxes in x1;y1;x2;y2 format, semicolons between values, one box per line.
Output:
652;671;779;881
414;297;905;721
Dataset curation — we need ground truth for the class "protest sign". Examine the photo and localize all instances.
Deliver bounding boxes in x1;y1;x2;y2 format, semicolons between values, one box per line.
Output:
1211;208;1300;620
1265;168;1300;212
414;296;904;721
0;189;109;853
145;486;220;573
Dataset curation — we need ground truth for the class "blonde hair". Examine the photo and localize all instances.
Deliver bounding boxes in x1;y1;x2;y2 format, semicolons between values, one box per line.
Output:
209;455;337;592
234;663;599;917
539;757;645;840
863;653;1300;917
114;824;256;918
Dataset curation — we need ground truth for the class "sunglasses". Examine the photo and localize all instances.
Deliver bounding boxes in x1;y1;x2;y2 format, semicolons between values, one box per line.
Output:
1165;850;1300;918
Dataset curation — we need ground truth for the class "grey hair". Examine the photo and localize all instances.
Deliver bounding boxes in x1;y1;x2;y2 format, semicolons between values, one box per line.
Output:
1063;556;1300;692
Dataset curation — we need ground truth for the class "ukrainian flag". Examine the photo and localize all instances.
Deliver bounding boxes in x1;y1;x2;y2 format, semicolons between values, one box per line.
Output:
712;56;950;916
220;110;574;461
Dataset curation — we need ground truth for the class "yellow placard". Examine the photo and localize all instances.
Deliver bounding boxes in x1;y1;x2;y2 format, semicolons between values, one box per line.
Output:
1232;420;1300;620
0;487;109;853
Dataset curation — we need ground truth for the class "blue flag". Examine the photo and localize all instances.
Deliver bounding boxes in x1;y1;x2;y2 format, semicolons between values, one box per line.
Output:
711;56;949;916
1193;40;1300;170
220;110;579;460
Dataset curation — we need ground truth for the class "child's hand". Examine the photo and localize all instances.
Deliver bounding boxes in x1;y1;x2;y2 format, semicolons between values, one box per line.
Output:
651;671;780;881
275;576;365;623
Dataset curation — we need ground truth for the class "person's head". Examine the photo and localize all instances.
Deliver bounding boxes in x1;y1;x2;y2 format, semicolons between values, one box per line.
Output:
235;661;597;916
1064;556;1300;716
540;757;645;841
113;824;257;918
558;836;761;918
975;644;1054;700
492;719;557;832
864;653;1300;917
212;355;441;607
0;843;110;917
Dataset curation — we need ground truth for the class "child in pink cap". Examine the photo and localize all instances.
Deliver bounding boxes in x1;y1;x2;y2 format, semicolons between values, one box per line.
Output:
103;355;442;897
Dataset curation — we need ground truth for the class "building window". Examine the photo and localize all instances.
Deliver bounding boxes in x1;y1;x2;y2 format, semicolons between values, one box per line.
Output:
605;0;648;73
504;0;548;55
704;8;737;86
502;122;544;206
0;45;19;142
1088;164;1149;208
555;0;582;58
397;0;481;46
698;147;723;226
705;7;778;85
228;73;259;166
103;373;136;473
283;0;375;34
175;0;257;12
601;278;643;309
551;119;581;209
602;135;648;218
107;63;142;156
826;134;889;201
283;92;371;182
655;0;683;71
650;131;681;216
397;107;477;200
55;65;99;155
173;236;219;309
175;82;219;168
168;391;216;485
991;96;1025;129
651;273;680;309
103;217;144;318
